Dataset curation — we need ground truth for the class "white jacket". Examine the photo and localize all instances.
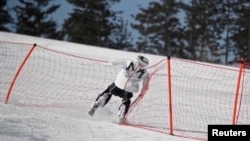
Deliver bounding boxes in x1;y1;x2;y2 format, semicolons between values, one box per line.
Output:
114;59;149;93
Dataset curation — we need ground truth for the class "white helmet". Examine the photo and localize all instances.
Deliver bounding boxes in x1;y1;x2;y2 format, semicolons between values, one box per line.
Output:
136;55;149;68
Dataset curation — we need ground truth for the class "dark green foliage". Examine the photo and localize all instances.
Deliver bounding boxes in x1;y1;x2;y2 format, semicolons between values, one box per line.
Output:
2;0;249;64
229;1;250;62
0;0;13;31
63;0;132;49
14;0;61;39
132;0;250;64
182;0;225;63
109;18;133;50
132;0;184;56
63;0;111;46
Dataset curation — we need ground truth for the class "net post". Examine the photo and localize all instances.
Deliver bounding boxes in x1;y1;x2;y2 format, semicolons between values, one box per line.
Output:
167;56;173;135
232;57;245;124
4;43;37;104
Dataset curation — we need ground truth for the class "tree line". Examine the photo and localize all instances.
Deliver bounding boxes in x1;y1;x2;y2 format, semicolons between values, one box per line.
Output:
1;0;249;64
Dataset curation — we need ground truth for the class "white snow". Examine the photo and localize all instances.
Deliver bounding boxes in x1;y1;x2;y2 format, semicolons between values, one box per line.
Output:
0;31;229;141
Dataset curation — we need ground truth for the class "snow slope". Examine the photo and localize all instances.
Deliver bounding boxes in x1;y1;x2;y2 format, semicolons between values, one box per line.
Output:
0;31;197;141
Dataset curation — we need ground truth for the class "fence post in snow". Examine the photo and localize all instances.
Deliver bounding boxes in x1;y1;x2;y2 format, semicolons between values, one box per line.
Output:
232;57;245;125
167;56;173;135
4;43;37;104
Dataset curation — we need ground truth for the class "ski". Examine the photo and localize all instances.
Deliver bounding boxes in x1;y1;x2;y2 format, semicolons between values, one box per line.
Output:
88;104;98;116
88;108;95;116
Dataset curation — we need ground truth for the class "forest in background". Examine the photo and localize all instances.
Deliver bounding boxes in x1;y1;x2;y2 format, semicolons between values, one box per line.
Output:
1;0;250;64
